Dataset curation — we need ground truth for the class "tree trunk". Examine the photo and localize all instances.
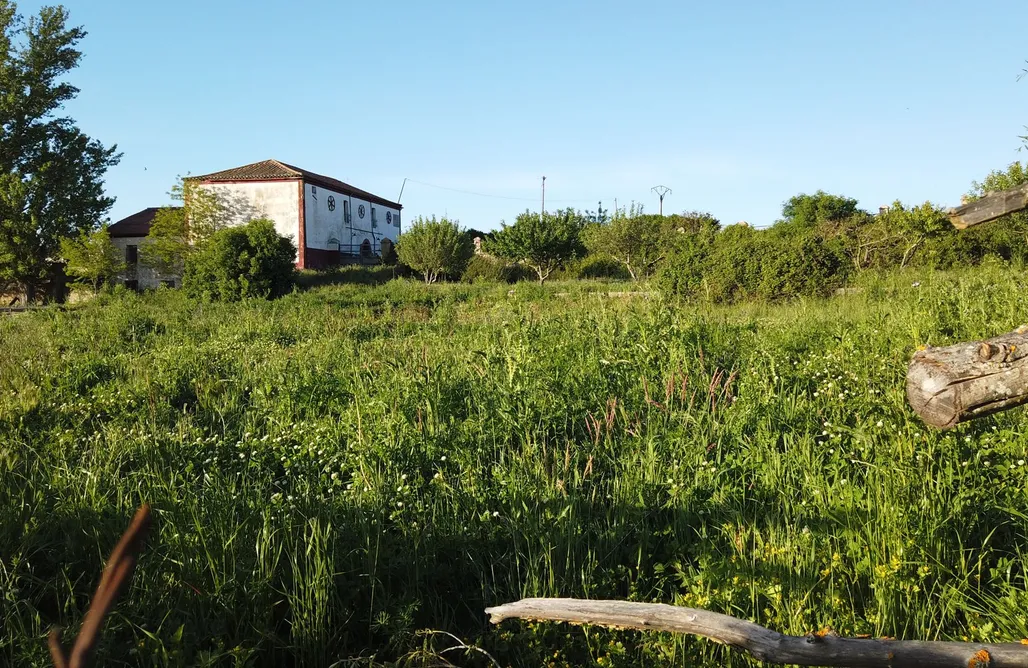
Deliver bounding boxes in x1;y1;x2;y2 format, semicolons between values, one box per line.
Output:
948;182;1028;229
900;235;924;268
907;326;1028;428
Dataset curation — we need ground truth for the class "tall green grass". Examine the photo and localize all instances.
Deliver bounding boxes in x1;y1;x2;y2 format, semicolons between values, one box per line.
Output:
2;268;1028;666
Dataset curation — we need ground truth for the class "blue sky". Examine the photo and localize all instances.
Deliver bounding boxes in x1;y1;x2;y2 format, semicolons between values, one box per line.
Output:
26;0;1028;229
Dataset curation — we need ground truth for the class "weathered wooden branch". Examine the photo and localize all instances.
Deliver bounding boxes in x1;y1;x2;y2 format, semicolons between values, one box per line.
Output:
947;183;1028;229
906;326;1028;428
486;598;1028;667
50;504;152;668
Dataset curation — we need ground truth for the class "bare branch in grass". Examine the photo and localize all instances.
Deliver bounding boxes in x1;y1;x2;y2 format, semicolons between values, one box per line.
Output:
49;504;152;668
486;598;1028;668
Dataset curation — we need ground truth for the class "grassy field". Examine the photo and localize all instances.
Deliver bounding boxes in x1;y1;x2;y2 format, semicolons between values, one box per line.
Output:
3;266;1028;666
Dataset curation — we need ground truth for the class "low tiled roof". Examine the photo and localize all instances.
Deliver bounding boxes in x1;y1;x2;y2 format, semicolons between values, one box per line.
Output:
190;159;402;209
108;207;179;238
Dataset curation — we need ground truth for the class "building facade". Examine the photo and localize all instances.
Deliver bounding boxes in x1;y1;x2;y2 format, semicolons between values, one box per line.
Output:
108;207;180;290
189;159;402;269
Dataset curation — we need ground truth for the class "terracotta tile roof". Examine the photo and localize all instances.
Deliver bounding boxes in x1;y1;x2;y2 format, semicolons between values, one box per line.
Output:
108;207;179;238
191;159;402;209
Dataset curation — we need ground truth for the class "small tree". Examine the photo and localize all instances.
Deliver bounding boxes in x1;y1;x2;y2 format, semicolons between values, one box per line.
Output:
141;177;228;278
59;226;125;294
881;200;948;267
586;210;718;280
183;218;296;301
176;177;229;243
485;209;584;284
140;206;188;278
776;191;862;233
396;216;474;283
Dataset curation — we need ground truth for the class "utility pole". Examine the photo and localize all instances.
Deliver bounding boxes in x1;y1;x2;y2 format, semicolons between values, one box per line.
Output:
541;176;546;221
651;185;672;216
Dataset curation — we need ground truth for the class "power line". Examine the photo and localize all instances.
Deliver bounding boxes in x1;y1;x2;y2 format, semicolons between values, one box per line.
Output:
403;177;603;203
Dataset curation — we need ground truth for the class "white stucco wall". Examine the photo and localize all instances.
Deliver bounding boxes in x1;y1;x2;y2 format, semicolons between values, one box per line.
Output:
304;183;400;256
198;181;300;256
111;236;167;290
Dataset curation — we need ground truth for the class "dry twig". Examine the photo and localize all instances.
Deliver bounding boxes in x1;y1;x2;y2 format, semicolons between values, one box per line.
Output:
49;504;152;668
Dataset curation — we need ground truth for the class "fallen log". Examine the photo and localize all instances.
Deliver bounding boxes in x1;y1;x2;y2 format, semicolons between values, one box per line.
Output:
486;598;1028;667
947;183;1028;229
906;326;1028;428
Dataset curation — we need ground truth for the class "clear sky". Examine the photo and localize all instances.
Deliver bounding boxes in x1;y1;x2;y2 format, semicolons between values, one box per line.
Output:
23;0;1028;229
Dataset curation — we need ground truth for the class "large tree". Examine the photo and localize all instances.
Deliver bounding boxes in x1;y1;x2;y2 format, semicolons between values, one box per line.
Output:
0;2;120;301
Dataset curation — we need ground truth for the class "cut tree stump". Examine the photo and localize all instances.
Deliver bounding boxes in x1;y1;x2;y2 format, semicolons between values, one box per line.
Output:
947;183;1028;229
486;598;1028;667
907;326;1028;428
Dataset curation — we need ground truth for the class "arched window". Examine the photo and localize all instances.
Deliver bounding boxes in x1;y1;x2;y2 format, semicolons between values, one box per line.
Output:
360;239;372;257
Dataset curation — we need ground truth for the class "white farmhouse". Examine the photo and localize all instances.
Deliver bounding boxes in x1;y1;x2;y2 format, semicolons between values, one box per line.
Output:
190;159;402;269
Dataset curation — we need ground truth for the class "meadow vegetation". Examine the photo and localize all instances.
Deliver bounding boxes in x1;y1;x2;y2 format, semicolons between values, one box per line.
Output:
4;264;1028;666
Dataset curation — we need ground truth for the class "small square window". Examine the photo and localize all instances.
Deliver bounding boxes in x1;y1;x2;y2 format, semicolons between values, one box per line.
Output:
125;279;139;291
160;279;175;288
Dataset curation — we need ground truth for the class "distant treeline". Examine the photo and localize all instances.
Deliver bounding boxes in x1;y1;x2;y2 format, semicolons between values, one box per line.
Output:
424;161;1028;302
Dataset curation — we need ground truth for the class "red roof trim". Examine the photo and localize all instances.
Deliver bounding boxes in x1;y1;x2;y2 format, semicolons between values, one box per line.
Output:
108;207;180;238
189;159;402;210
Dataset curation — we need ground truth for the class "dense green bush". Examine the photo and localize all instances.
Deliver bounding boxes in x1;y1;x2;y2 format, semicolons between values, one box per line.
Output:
553;254;633;280
659;223;760;302
182;218;296;301
758;232;850;300
660;225;850;302
460;254;532;283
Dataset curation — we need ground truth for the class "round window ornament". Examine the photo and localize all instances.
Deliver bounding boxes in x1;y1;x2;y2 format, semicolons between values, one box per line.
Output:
327;196;336;211
358;205;366;219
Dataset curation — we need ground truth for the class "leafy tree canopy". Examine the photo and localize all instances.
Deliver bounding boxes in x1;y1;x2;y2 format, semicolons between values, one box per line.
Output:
141;177;228;278
396;215;474;283
585;210;718;281
485;209;585;284
776;191;862;232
